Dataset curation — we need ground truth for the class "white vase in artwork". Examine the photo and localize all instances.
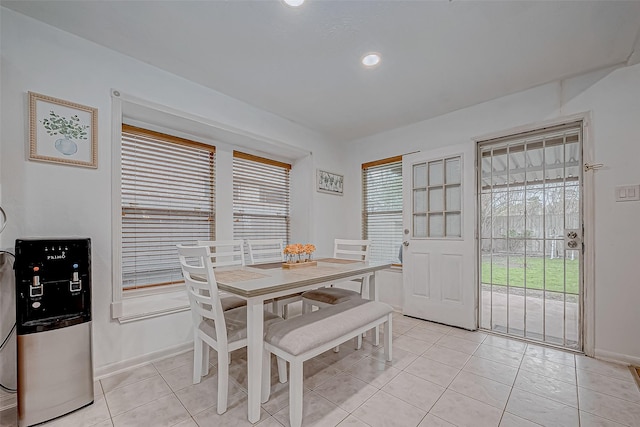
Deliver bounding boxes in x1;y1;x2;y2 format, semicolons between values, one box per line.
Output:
54;137;78;155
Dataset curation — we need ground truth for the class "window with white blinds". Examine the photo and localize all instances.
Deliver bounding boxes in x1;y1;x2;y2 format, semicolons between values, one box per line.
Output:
233;152;290;243
362;156;403;264
121;125;215;290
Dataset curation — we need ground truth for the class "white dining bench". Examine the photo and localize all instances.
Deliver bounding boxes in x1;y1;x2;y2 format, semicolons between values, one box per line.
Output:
261;298;393;427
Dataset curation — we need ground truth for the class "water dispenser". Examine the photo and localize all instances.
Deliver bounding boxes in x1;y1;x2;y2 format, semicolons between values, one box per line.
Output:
15;238;93;427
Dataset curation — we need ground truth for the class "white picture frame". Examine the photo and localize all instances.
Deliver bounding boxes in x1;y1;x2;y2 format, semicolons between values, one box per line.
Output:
316;169;344;195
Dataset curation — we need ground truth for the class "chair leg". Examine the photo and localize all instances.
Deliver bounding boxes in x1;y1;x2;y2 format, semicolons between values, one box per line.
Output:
217;350;229;414
333;345;340;353
289;360;304;427
302;301;311;314
277;356;288;383
261;350;272;403
193;336;203;384
202;345;210;376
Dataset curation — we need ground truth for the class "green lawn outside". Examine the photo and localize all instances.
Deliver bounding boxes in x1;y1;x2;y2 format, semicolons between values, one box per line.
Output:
481;256;579;294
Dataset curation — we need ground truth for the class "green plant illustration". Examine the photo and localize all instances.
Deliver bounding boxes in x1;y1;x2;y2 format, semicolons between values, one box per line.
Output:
41;110;89;140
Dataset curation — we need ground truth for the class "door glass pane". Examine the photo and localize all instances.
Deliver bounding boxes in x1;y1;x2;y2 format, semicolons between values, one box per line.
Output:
565;184;580;230
446;185;461;211
508;190;525;237
509;146;525;187
480;193;492;239
492;151;507;187
413;189;427;213
445;213;461;237
545;139;564;181
492;190;508;239
413;214;426;238
545;186;564;239
413;163;427;188
428;213;444;237
429;160;443;186
445;157;461;184
526;187;544;238
481;155;492;191
429;188;443;211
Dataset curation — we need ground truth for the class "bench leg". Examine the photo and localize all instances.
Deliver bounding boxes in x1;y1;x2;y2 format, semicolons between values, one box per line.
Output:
217;350;229;414
289;360;304;427
384;316;393;362
261;350;271;403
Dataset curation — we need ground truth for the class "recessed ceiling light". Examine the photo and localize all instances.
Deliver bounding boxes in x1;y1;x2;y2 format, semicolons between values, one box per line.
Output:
361;53;381;68
283;0;305;7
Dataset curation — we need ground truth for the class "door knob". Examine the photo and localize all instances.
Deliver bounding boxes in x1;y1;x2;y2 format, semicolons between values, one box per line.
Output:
403;241;410;247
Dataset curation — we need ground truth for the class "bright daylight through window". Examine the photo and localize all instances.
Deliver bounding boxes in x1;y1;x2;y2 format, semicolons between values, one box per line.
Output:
233;151;291;244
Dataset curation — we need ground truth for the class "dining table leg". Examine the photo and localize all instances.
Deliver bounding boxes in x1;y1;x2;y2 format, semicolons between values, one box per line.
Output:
246;297;264;423
369;272;380;346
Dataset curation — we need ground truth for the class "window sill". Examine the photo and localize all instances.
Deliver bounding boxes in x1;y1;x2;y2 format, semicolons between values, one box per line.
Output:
112;289;189;324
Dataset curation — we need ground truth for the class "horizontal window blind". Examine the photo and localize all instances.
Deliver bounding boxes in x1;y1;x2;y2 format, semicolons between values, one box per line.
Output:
121;125;215;290
233;152;290;243
363;156;403;264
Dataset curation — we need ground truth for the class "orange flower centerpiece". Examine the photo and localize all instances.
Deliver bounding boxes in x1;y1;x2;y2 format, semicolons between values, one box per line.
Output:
283;243;317;268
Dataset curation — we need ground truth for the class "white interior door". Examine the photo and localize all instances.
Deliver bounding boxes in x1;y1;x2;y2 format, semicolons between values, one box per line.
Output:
402;142;477;330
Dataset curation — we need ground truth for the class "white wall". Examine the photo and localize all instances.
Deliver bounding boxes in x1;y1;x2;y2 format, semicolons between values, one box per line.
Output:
0;9;350;371
344;64;640;364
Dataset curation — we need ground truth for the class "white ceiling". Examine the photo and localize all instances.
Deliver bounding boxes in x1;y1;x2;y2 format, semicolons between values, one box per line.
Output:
4;1;640;142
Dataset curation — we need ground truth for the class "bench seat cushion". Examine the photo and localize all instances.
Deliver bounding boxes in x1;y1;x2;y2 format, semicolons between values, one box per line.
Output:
265;299;393;356
301;287;360;305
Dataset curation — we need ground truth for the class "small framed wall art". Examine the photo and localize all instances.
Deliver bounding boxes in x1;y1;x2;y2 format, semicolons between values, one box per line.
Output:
316;169;344;195
29;92;98;168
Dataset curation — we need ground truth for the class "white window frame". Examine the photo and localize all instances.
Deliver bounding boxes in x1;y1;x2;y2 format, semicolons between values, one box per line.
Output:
362;156;404;266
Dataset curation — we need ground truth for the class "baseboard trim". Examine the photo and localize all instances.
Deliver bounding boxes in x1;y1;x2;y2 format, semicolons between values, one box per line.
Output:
594;348;640;366
94;341;193;380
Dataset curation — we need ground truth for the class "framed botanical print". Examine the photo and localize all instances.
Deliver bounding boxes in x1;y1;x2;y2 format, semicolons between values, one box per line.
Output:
29;92;98;168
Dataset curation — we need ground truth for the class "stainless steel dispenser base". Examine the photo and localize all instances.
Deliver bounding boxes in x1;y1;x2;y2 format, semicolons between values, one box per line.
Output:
17;322;93;427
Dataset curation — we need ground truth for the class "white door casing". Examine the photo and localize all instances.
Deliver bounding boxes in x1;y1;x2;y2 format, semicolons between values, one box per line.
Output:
402;142;477;330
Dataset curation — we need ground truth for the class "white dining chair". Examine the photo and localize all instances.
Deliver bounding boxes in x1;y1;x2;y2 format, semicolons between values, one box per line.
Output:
197;239;247;311
301;239;372;311
246;238;302;318
301;239;373;351
176;244;286;414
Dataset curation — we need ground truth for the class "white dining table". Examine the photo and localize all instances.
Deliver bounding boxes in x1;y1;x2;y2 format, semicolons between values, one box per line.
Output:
213;258;392;423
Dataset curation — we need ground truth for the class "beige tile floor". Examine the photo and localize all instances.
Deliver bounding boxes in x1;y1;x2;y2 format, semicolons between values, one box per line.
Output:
2;312;640;427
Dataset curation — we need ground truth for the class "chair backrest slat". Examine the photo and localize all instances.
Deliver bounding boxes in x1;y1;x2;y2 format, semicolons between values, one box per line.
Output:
247;239;284;264
334;239;371;261
197;240;245;267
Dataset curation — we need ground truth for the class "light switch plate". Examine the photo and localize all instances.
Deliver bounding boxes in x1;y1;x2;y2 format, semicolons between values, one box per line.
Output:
615;185;640;201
